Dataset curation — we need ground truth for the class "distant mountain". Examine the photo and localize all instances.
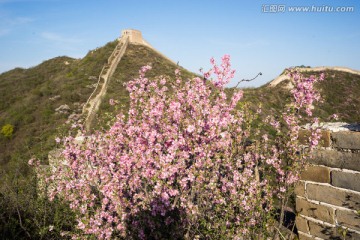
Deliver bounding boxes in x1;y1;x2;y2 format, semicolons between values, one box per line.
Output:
240;67;360;124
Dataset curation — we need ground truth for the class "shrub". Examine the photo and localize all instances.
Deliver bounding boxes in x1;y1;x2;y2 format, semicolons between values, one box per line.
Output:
41;56;323;239
1;124;14;138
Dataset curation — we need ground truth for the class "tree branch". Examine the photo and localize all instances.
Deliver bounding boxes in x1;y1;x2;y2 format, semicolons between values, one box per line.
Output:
234;72;262;88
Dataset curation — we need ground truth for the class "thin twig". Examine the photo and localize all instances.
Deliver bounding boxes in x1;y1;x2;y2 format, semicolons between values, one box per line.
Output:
274;226;286;240
16;201;31;238
234;72;262;88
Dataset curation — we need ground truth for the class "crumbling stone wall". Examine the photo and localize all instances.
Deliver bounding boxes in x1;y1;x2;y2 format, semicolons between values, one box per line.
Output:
296;125;360;239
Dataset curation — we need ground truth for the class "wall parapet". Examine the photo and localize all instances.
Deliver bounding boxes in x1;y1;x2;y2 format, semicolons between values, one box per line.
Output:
296;122;360;240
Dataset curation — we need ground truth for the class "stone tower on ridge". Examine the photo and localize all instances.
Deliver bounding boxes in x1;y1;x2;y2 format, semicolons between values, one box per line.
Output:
121;29;146;45
119;29;176;65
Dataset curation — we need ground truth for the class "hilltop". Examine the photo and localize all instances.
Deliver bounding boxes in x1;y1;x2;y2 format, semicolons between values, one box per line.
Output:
240;67;360;124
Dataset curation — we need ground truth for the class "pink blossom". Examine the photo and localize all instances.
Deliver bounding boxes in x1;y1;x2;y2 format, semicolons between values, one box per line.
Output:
186;125;195;133
109;99;116;106
160;78;166;85
28;158;34;165
331;113;339;120
43;55;324;239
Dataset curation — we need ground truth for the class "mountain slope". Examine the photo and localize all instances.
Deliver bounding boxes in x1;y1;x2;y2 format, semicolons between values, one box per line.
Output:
0;39;198;172
91;43;198;130
240;68;360;123
0;40;118;167
0;37;200;239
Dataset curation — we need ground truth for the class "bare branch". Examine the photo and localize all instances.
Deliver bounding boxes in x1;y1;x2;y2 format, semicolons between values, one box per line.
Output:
234;72;262;88
16;203;31;238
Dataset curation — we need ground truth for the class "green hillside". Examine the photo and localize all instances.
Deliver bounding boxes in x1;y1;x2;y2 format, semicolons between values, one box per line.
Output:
0;39;197;173
240;69;360;124
93;43;198;129
0;40;117;167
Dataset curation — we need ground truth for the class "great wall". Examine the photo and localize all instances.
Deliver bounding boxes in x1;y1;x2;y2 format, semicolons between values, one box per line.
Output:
268;66;360;89
296;123;360;239
45;30;360;239
82;29;175;132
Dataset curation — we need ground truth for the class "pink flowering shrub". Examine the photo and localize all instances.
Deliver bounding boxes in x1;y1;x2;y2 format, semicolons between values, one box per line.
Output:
43;56;323;239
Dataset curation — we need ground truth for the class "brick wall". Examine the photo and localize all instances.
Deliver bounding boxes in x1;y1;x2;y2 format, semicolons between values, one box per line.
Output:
296;126;360;239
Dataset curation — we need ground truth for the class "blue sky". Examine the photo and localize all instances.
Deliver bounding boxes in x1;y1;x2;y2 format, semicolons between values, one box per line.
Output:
0;0;359;87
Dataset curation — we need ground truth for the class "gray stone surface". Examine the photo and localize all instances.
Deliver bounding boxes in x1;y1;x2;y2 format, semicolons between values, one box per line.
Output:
336;209;360;232
312;150;360;172
332;170;360;192
296;198;335;224
303;122;360;132
331;132;360;150
308;221;339;239
306;184;360;210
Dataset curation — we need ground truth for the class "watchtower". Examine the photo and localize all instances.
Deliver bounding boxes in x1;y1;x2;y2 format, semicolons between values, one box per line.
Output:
121;29;144;44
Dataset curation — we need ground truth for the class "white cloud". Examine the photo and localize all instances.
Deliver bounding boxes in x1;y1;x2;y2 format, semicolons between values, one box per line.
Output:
7;16;33;25
0;14;34;37
41;32;82;44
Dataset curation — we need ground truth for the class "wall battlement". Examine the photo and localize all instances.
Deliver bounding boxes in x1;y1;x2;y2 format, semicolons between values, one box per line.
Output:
121;29;144;45
119;29;177;65
296;124;360;239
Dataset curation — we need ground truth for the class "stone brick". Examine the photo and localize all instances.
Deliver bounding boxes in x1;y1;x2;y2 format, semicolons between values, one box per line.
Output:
306;184;360;210
296;215;309;233
308;218;360;240
331;131;360;150
312;150;360;172
295;181;306;197
334;228;360;240
296;198;335;224
332;170;360;192
336;209;360;232
300;165;331;183
299;130;331;147
298;231;316;240
308;221;340;239
346;230;360;239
